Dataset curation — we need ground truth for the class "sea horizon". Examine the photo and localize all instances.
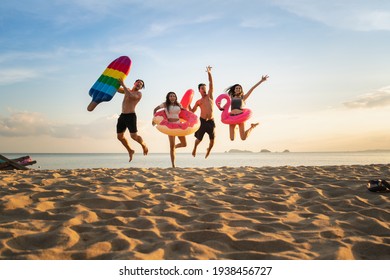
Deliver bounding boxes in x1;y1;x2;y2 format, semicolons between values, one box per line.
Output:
3;148;390;154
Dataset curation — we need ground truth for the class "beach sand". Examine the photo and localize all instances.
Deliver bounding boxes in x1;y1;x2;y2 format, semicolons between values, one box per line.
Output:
0;164;389;260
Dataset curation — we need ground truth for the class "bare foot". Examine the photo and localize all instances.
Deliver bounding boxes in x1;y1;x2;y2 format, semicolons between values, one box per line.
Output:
251;123;259;129
142;143;149;155
128;150;135;162
192;148;197;157
205;148;211;159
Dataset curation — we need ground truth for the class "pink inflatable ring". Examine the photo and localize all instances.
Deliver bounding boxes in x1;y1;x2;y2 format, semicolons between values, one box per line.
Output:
215;93;252;124
153;89;200;136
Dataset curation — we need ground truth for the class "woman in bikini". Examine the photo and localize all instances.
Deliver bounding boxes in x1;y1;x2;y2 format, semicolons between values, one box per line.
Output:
153;92;187;167
226;75;269;141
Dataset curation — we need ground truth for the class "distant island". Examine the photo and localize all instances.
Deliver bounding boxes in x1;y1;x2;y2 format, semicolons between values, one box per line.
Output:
226;149;253;153
224;149;390;154
359;149;390;153
226;149;291;153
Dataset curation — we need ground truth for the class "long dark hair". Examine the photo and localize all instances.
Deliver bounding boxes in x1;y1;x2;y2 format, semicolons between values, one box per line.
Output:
225;84;243;98
165;92;181;112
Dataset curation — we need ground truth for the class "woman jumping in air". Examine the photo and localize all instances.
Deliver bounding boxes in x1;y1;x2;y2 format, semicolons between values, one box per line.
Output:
225;75;269;141
153;92;187;168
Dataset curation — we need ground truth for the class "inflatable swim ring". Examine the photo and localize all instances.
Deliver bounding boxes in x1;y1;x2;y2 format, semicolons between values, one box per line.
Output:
87;56;131;111
215;93;252;124
153;89;199;136
180;89;194;110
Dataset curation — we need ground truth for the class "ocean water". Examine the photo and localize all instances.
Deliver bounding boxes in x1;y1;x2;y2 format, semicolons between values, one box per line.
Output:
3;151;390;170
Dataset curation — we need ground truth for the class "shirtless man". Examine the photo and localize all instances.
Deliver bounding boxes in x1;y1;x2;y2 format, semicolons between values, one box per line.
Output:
116;78;148;162
190;66;215;158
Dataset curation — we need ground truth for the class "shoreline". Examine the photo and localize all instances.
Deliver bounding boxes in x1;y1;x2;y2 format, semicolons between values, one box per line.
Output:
1;164;389;260
1;162;389;171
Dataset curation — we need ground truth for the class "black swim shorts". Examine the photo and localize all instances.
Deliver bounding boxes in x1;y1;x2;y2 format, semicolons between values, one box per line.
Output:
194;118;215;141
116;113;137;134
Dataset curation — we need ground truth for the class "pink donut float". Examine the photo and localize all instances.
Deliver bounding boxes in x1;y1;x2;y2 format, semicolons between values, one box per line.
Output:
215;93;252;124
153;89;200;136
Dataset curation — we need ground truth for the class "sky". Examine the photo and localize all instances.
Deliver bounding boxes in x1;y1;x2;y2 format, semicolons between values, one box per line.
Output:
1;0;390;154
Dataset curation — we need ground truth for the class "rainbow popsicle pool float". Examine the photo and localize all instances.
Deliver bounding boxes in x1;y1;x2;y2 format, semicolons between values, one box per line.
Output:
87;56;132;111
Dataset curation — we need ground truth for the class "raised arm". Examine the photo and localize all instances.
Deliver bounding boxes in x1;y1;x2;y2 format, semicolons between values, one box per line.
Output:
206;65;214;99
243;75;269;101
119;78;129;94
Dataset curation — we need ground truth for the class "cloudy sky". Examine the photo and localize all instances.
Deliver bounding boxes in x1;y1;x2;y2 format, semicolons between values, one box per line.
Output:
1;0;390;154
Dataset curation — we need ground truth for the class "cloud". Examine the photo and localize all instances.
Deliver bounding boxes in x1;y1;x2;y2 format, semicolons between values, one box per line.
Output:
145;14;219;37
0;111;117;138
0;69;40;85
0;48;91;85
8;0;388;33
1;0;132;24
240;17;277;29
0;48;89;65
2;0;217;31
271;0;390;31
0;112;51;137
344;86;390;108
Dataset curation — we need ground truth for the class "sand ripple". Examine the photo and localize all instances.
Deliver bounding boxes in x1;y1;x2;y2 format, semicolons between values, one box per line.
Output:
1;165;389;259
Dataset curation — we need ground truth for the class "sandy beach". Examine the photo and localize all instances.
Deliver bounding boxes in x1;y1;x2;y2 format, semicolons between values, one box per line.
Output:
0;164;389;260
